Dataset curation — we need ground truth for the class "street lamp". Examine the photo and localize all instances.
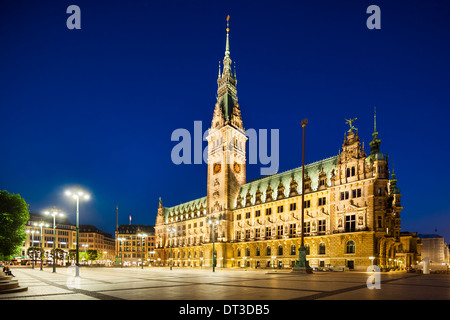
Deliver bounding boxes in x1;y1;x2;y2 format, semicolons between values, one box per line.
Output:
293;118;312;274
65;187;90;277
35;222;49;271
208;218;219;272
166;227;176;270
44;207;65;273
137;233;147;269
26;228;39;269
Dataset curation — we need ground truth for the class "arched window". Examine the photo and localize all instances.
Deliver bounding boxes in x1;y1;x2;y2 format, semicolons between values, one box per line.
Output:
319;243;326;255
237;248;241;257
346;240;355;254
266;246;271;256
290;245;296;255
246;247;250;257
256;247;260;256
278;245;283;256
305;244;310;255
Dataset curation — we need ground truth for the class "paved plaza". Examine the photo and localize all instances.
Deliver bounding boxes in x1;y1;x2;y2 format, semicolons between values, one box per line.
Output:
1;266;449;301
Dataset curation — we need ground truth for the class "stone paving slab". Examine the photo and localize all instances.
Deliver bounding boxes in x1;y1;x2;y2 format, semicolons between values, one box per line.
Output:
1;266;448;302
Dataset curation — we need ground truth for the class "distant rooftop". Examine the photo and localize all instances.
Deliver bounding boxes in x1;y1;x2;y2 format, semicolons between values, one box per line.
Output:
418;234;444;239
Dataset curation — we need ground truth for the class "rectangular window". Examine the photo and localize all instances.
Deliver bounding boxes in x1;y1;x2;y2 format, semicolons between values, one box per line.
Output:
318;197;326;206
289;203;297;211
255;210;261;217
289;223;296;235
303;200;311;208
277;205;284;213
377;216;383;228
265;208;272;215
277;225;283;236
345;215;356;232
255;228;260;238
245;212;251;219
245;229;250;239
340;191;349;200
318;220;326;232
303;221;310;234
352;188;362;198
236;214;241;220
265;227;271;237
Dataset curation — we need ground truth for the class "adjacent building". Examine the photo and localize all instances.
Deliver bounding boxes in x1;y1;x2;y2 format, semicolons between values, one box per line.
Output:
115;224;156;267
79;225;115;265
20;213;116;266
20;212;76;265
418;234;449;270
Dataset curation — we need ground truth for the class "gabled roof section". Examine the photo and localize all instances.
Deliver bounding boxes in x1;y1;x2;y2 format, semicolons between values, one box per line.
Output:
235;156;338;208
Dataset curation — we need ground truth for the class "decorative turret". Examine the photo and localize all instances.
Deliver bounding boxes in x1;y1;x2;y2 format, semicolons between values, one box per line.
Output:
390;165;401;195
156;197;165;226
368;107;387;161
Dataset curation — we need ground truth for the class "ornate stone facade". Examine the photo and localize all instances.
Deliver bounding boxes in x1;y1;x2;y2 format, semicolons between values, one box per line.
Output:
154;19;420;271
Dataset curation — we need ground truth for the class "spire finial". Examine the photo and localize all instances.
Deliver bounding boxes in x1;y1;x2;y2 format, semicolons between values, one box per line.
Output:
374;106;377;133
218;61;221;79
225;15;230;58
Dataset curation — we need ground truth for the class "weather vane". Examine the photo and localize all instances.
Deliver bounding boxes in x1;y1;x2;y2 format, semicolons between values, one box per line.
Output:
345;118;357;133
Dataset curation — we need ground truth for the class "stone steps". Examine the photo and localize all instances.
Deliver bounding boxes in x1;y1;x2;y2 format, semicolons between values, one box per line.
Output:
0;275;28;294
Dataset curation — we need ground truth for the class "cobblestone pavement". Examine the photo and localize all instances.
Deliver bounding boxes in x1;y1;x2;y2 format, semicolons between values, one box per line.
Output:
2;266;449;301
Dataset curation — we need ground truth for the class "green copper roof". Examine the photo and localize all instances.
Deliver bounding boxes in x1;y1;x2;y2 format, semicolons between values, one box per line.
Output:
235;155;338;208
163;196;207;223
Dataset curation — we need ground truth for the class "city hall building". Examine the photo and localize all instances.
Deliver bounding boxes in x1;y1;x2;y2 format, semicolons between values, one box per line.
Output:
154;19;420;271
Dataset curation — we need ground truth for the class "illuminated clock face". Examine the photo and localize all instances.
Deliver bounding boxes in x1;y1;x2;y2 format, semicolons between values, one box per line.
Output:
213;163;221;174
233;162;241;174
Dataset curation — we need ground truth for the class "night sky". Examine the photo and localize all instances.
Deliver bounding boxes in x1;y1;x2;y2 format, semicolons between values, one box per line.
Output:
1;0;449;241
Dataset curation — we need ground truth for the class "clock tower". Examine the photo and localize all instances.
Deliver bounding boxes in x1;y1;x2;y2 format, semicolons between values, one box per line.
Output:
206;16;246;243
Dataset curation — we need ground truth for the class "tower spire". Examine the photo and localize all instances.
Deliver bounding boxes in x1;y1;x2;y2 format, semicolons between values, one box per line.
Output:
214;15;239;126
225;15;230;58
374;106;377;133
369;107;382;155
222;15;232;76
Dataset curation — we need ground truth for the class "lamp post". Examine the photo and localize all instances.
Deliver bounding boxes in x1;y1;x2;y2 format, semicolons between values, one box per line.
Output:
44;207;65;273
26;228;39;269
293;119;312;273
65;187;90;277
208;218;219;272
166;226;175;270
138;233;147;269
36;222;49;271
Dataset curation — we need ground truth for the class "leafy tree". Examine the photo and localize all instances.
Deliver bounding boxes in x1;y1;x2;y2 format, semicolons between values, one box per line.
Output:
27;246;43;260
49;248;66;264
86;249;99;261
0;190;29;260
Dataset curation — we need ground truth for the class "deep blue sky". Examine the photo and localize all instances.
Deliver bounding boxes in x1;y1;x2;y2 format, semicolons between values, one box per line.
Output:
1;0;449;241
